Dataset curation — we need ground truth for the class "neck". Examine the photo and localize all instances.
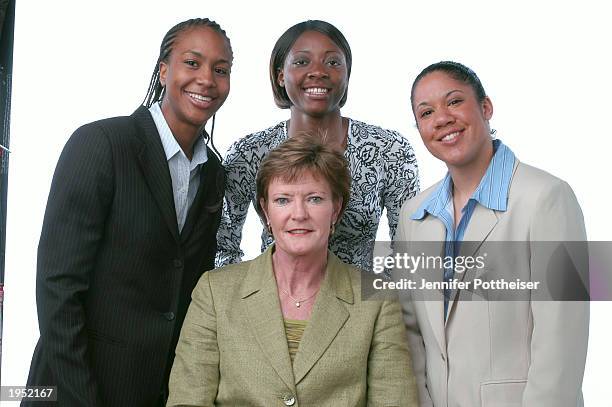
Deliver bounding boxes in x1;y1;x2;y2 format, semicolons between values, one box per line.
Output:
448;141;494;201
160;101;203;160
272;248;327;295
287;109;347;150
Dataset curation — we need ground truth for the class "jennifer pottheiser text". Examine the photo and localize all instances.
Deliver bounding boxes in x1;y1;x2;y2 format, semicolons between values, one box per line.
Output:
373;278;541;291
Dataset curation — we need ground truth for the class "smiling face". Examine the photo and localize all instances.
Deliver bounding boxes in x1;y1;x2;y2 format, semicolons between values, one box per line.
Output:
260;171;341;260
277;30;348;118
159;26;231;138
412;71;493;171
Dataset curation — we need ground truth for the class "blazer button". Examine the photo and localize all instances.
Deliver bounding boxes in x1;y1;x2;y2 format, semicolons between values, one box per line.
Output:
173;259;183;268
163;312;175;321
282;394;295;406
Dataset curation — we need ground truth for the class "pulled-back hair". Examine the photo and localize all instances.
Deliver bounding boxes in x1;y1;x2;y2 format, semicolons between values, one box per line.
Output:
410;61;487;111
269;20;352;109
142;18;232;159
255;133;351;223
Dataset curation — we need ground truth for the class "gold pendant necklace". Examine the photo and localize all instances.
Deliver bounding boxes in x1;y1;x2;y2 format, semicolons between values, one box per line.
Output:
279;287;319;308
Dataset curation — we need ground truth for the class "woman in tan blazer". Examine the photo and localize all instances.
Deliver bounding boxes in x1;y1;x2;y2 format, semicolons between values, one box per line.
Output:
167;134;418;406
397;61;589;407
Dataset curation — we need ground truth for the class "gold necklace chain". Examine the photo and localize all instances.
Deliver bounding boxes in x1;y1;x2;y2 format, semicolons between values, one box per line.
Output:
279;287;319;308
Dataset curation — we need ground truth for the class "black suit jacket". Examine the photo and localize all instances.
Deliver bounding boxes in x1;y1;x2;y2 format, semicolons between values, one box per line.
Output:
24;106;224;407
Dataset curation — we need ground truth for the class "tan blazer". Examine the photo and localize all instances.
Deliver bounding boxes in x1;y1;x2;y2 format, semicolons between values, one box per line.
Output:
397;161;589;407
167;247;418;407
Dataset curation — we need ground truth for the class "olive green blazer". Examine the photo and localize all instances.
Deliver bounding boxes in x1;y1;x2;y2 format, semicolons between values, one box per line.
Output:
167;247;418;407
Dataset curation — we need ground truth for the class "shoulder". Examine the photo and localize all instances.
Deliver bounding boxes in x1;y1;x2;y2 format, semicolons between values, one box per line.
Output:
225;121;286;161
81;109;144;137
348;119;416;171
206;259;250;282
349;119;412;148
67;108;146;152
512;161;565;188
329;254;387;306
510;161;575;204
198;260;255;302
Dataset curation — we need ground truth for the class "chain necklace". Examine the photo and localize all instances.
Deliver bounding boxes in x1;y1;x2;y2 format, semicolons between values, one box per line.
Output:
279;287;319;308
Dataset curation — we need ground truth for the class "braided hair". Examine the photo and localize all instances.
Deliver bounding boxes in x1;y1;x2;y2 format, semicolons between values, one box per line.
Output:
143;18;232;160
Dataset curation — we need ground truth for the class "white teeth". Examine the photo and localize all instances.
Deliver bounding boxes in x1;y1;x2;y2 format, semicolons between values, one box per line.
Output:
305;87;328;95
442;132;459;142
187;92;212;102
289;230;309;234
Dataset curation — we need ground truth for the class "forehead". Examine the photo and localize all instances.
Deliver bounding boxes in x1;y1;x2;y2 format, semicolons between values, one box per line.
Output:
289;30;344;55
267;169;331;193
413;71;473;105
172;26;231;59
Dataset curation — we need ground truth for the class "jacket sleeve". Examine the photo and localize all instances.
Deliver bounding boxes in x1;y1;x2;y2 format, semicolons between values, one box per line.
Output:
367;297;419;407
523;179;589;407
215;140;254;267
35;123;114;406
167;272;219;407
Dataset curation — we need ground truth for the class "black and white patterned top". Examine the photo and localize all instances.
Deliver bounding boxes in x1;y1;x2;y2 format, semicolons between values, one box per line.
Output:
215;119;420;272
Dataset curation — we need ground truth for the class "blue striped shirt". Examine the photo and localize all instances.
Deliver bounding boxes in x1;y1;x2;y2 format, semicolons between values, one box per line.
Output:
411;139;516;317
149;102;208;232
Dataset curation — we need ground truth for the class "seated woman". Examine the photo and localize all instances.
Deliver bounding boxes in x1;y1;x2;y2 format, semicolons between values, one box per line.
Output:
167;134;418;406
398;61;589;406
216;20;419;272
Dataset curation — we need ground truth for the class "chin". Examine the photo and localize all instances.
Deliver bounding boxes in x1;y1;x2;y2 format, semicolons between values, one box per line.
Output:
280;242;328;259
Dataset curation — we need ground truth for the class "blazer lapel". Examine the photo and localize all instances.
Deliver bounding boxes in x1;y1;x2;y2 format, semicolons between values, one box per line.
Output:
180;150;224;243
447;199;500;321
133;106;180;242
461;205;499;257
240;248;296;392
292;254;351;384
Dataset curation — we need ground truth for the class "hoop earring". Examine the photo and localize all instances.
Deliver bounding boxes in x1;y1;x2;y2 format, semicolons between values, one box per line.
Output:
330;222;336;236
267;222;273;237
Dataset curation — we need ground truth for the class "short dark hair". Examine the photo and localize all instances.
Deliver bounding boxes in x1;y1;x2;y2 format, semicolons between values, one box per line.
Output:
269;20;352;109
255;132;351;224
410;61;487;113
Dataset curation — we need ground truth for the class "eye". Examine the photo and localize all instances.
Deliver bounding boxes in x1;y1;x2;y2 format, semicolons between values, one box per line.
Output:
308;196;323;204
326;58;342;67
215;67;230;76
449;98;463;106
420;109;433;118
184;59;199;68
292;58;308;66
274;197;289;206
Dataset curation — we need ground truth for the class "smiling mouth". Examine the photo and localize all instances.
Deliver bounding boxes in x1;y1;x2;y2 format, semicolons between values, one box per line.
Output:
304;87;329;95
439;130;462;143
186;91;213;103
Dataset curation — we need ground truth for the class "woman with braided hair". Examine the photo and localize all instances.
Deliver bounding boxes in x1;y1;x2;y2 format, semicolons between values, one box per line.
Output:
23;18;231;407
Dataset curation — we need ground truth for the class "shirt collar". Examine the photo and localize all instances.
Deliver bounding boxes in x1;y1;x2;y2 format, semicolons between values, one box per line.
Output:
411;139;516;220
148;102;208;166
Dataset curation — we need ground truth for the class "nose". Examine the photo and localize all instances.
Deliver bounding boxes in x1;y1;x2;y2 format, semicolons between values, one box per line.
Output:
291;200;309;220
307;60;329;79
433;107;454;129
197;66;216;87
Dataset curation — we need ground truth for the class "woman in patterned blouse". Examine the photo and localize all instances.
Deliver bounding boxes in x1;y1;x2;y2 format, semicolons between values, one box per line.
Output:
216;20;420;272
